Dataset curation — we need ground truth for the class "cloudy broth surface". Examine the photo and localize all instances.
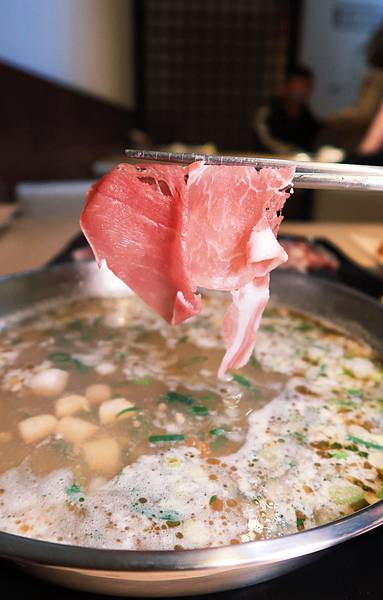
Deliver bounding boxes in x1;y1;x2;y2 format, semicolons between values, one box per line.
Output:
0;294;382;549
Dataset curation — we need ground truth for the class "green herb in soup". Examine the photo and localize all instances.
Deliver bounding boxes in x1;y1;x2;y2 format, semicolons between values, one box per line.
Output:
0;294;382;551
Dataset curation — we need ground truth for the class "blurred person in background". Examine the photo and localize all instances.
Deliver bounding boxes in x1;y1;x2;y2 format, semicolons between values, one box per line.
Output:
345;100;383;165
253;66;321;154
326;23;383;151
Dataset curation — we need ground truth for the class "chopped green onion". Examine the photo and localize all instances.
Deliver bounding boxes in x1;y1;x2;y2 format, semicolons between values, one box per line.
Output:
329;442;342;449
189;405;209;416
343;367;354;377
177;335;189;344
330;398;357;408
149;434;185;444
232;374;252;388
329;484;364;505
344;444;358;452
209;427;228;436
292;431;306;444
209;495;217;504
65;483;81;495
116;351;127;361
296;517;305;530
73;358;90;372
261;324;275;333
332;450;348;460
132;376;153;385
377;487;383;499
163;391;194;405
251;355;260;368
318;364;327;377
116;407;139;417
156;510;181;522
49;352;89;372
166;520;181;527
200;394;214;401
347;435;383;451
49;351;71;364
347;388;362;397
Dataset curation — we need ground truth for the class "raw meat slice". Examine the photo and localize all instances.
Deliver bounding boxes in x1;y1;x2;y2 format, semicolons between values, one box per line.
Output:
279;240;339;273
184;163;292;376
219;276;271;378
81;161;294;378
80;163;201;324
184;163;292;289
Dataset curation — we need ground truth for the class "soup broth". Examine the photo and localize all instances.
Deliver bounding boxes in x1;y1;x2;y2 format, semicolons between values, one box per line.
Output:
0;293;382;549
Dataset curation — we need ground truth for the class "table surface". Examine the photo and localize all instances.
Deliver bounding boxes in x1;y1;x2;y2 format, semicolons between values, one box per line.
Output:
1;524;382;599
0;213;382;277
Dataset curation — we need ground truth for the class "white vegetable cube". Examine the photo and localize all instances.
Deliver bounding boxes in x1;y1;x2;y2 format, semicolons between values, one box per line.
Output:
28;368;68;397
55;394;89;418
82;438;121;475
85;383;111;405
99;398;135;425
18;414;58;444
95;362;116;376
57;416;97;444
367;450;383;470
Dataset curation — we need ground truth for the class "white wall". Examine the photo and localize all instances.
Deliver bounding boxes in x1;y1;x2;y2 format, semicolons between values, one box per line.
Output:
0;0;134;108
300;0;383;116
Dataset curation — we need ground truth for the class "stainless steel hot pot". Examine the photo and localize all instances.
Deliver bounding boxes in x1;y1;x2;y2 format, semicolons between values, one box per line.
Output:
0;262;382;597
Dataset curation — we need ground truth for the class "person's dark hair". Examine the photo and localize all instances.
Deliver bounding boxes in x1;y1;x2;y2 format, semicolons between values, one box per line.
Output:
366;24;383;68
286;66;314;81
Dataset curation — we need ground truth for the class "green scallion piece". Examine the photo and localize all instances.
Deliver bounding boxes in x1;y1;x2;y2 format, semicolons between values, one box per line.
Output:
347;435;383;451
132;376;153;385
163;391;194;405
149;434;185;444
343;367;354;377
65;483;81;495
292;431;306;444
296;517;305;530
347;388;362;397
49;351;71;363
332;450;348;460
261;324;275;333
189;405;209;416
232;374;252;388
209;427;227;436
200;394;214;401
73;358;90;372
209;495;217;504
116;407;139;417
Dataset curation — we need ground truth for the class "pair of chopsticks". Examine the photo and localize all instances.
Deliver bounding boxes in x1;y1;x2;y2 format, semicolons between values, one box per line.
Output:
125;149;383;192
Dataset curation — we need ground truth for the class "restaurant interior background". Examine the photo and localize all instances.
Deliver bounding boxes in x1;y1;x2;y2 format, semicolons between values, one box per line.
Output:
0;0;383;275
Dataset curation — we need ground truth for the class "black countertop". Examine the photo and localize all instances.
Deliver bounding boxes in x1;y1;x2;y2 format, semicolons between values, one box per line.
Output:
2;524;382;599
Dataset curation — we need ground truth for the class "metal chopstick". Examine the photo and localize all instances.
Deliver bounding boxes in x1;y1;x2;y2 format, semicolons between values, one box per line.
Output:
124;149;383;192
